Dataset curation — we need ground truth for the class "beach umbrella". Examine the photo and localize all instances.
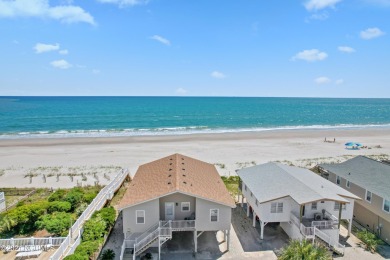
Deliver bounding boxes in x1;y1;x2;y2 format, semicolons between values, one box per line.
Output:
345;142;355;146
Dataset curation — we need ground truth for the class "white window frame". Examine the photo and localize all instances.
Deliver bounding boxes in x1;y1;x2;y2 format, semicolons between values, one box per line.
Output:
136;210;145;224
336;175;341;185
383;199;390;213
210;209;219;222
311;202;317;210
271;202;283;213
181;202;190;212
346;180;350;188
365;190;372;203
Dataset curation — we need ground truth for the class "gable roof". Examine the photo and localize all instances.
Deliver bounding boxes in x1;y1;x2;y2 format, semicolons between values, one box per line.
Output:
237;162;360;205
319;156;390;199
118;154;236;209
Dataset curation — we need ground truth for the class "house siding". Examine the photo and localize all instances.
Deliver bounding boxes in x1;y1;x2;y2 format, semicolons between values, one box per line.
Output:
258;197;294;223
122;199;159;236
195;197;231;231
159;192;196;220
326;171;390;244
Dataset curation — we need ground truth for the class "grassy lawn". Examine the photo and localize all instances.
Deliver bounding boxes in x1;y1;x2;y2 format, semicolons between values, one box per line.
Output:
221;176;241;198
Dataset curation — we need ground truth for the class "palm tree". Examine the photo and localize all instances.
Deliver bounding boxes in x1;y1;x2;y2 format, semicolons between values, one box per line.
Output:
279;239;331;260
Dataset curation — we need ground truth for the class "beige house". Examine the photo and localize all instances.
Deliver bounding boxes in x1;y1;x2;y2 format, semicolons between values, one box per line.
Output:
118;154;236;260
237;162;360;254
319;156;390;244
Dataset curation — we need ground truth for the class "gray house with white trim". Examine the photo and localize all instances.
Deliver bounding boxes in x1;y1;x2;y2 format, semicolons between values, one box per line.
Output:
319;156;390;244
118;154;236;259
237;162;360;253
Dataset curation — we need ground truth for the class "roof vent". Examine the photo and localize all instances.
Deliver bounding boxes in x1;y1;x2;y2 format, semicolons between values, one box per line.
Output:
170;158;173;160
348;172;351;175
183;181;187;184
170;163;173;165
169;168;172;171
168;174;172;177
168;182;172;185
182;174;186;177
182;162;185;165
181;158;184;160
182;168;185;171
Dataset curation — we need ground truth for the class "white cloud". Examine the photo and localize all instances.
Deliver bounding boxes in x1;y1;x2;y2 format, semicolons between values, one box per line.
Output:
0;0;95;25
338;46;355;53
150;35;170;46
211;71;226;79
34;43;59;53
360;27;385;40
59;49;69;55
176;88;187;95
292;49;328;62
97;0;148;7
50;59;72;69
315;76;331;84
304;0;342;11
335;79;344;85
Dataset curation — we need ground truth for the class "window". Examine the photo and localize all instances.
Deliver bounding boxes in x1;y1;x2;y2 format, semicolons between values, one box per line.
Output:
346;181;350;188
210;209;219;222
311;202;317;210
334;202;347;211
383;199;390;213
136;210;145;224
366;190;372;203
244;184;247;191
181;202;190;212
250;192;253;197
336;176;341;185
255;199;258;206
271;202;283;213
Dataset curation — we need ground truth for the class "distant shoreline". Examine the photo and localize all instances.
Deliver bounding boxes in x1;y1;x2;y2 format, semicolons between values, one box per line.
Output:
1;124;390;141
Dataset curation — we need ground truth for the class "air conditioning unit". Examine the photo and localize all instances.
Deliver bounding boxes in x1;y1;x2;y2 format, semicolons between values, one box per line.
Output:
314;213;322;221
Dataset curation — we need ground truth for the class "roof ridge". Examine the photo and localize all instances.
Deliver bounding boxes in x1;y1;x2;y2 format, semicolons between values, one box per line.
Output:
273;162;335;204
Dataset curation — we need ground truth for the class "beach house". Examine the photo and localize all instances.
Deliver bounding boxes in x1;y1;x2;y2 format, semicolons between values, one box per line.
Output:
318;156;390;244
237;162;360;253
118;154;236;259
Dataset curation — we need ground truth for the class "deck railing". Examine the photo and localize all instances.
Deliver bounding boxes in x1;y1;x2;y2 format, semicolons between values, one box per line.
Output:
311;220;335;230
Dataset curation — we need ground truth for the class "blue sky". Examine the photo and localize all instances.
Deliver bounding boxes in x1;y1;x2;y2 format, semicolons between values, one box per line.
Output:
0;0;389;97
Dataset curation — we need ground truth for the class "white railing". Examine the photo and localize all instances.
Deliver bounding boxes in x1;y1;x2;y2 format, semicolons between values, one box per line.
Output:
163;220;195;230
313;227;345;255
0;237;66;249
324;210;338;224
0;192;4;201
119;240;126;260
300;224;314;237
311;220;335;230
50;168;129;260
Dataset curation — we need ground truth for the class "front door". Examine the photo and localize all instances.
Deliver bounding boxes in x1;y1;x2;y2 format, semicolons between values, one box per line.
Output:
165;202;175;220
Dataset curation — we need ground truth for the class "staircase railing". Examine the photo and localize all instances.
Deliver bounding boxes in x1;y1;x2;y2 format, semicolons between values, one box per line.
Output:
313;227;345;255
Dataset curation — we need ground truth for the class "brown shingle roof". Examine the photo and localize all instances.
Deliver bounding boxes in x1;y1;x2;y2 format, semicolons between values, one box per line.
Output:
118;154;236;209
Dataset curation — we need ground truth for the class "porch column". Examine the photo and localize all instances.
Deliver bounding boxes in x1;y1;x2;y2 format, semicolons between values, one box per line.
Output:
253;212;256;227
226;229;230;251
260;221;264;240
299;205;304;224
158;236;161;260
241;195;244;207
246;203;250;217
348;219;352;236
194;230;197;253
338;203;343;229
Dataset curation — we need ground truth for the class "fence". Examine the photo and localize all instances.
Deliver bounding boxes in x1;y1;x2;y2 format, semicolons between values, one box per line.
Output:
0;237;66;252
50;168;129;260
0;190;36;213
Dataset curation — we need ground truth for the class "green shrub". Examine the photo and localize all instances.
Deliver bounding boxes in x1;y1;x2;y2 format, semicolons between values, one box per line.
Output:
36;212;74;236
82;216;106;242
101;249;115;260
279;239;331;260
75;203;88;217
48;201;72;213
48;189;67;202
74;240;100;257
93;207;116;229
83;191;97;204
63;254;88;260
65;188;84;209
357;229;383;252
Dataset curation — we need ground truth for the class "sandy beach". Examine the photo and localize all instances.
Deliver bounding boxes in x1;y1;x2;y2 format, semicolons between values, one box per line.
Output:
0;128;389;188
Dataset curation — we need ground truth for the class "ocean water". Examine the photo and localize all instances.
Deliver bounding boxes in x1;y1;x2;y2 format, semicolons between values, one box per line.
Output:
0;96;389;139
